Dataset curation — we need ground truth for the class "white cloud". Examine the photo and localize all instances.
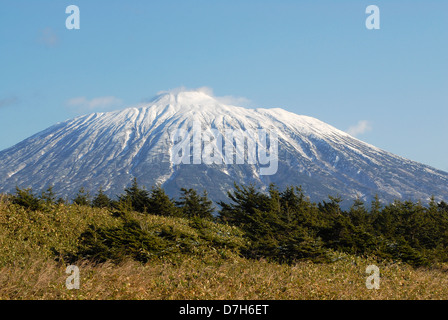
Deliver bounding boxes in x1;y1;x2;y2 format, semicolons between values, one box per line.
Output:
66;96;123;112
156;86;253;107
215;94;252;107
347;120;372;137
198;86;252;106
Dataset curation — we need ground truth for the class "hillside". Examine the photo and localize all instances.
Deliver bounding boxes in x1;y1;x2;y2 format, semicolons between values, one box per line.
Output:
2;186;448;300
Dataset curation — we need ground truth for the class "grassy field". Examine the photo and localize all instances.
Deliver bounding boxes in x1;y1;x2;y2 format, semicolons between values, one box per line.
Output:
1;196;448;300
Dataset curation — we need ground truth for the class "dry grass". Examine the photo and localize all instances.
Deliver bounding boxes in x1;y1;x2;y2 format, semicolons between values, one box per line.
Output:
2;197;448;300
1;255;448;300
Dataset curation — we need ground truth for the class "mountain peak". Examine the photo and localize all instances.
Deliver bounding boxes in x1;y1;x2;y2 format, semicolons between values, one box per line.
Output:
150;89;220;107
1;90;447;206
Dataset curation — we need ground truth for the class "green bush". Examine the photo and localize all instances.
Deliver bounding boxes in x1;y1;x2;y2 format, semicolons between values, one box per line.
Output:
69;218;169;263
4;182;448;268
65;213;246;264
11;187;44;211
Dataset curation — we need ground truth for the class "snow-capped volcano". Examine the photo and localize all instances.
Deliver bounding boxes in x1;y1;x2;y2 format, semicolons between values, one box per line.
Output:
0;89;447;206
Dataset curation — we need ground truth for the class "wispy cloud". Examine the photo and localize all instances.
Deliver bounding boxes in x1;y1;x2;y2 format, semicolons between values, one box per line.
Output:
197;86;253;106
155;86;253;107
0;96;19;108
38;27;59;47
347;120;372;137
66;96;123;113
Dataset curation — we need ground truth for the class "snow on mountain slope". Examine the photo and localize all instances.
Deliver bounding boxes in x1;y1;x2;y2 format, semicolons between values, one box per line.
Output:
0;90;447;206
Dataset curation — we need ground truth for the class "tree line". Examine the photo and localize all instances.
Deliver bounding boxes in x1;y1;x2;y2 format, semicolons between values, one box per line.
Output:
7;180;448;267
10;178;215;220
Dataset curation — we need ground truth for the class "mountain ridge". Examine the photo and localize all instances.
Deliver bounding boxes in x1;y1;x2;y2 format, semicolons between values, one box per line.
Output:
1;90;447;206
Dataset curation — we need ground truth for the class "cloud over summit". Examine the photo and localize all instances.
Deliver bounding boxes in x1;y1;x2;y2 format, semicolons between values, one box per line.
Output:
347;120;372;137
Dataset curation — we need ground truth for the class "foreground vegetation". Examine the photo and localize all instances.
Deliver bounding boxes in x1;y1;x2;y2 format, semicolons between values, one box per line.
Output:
1;181;448;299
4;254;448;300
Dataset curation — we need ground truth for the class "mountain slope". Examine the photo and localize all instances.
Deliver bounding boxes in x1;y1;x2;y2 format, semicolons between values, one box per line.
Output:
0;90;447;206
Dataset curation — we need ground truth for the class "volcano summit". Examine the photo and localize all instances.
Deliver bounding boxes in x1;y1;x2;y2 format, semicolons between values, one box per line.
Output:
0;90;447;205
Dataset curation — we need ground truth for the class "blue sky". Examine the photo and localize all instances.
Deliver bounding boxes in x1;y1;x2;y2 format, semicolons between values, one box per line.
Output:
0;0;447;171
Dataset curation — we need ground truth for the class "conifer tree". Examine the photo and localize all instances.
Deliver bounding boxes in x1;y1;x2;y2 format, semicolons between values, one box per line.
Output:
199;190;214;218
12;187;42;211
147;185;178;216
73;187;91;206
56;197;67;205
438;200;448;213
176;188;214;219
219;183;271;225
40;185;56;205
119;178;150;213
349;197;368;227
318;195;343;218
92;188;111;208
